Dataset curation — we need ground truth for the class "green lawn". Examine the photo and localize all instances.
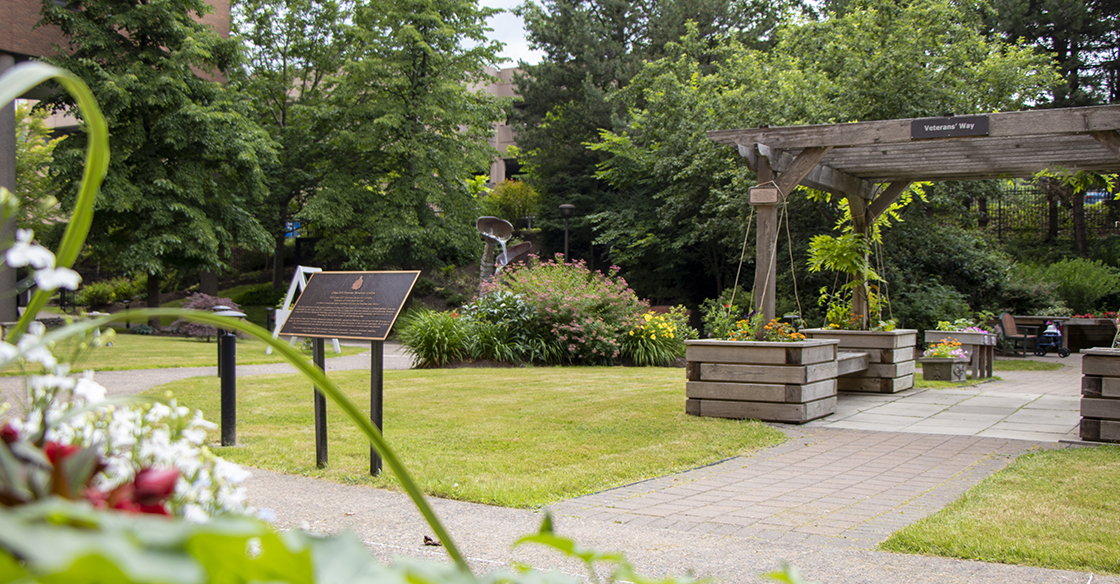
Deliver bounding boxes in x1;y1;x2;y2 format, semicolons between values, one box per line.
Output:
882;445;1120;575
147;367;785;508
991;360;1066;371
3;333;366;373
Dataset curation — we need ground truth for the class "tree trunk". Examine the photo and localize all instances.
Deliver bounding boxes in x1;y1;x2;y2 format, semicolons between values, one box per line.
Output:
1069;185;1088;256
272;232;286;290
199;270;218;296
146;272;162;328
1047;196;1059;241
977;197;989;229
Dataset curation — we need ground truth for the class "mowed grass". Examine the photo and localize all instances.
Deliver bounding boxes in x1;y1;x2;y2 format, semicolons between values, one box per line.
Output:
882;445;1120;574
991;360;1065;371
148;367;785;508
3;333;366;373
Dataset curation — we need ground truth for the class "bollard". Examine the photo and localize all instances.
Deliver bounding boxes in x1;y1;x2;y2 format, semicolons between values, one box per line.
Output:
313;338;327;468
220;329;236;446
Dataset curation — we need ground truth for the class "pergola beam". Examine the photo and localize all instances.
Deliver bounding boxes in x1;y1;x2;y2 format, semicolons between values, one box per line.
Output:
1092;130;1120;160
710;106;1120;150
753;144;874;198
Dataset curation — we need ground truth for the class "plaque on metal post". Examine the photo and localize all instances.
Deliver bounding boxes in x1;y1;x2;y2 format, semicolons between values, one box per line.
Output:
280;271;420;340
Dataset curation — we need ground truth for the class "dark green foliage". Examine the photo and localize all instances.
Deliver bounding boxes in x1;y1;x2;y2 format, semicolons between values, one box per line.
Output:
299;0;506;272
232;285;286;307
891;281;972;334
397;309;467;367
412;277;438;297
40;0;275;281
1017;258;1120;314
132;323;157;335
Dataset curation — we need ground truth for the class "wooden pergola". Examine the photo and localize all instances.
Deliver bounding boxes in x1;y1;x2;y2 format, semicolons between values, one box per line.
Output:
708;105;1120;324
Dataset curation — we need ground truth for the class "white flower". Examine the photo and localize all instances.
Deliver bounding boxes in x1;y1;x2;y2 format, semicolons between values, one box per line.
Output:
182;504;210;524
6;229;56;270
35;267;81;291
73;373;107;404
213;458;251;484
30;374;76;393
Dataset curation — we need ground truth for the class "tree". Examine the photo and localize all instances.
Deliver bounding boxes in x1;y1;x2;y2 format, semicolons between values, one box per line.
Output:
297;0;507;271
513;0;802;266
232;0;354;289
14;103;63;236
40;0;275;325
590;0;1057;308
988;0;1120;106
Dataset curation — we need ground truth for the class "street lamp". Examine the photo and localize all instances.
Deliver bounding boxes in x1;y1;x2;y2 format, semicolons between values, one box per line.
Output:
558;203;576;260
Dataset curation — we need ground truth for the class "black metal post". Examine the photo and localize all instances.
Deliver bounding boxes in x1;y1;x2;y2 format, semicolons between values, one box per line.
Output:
219;330;236;446
370;340;383;476
563;217;569;259
313;338;328;468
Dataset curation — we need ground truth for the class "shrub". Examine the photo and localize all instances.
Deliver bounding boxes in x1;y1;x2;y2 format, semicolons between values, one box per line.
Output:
477;179;540;228
412;277;437;296
231;284;285;307
169;293;241;339
700;287;751;339
76;280;116;307
1028;258;1120;314
461;290;559;363
893;281;971;333
132;323;156;335
397;309;468;367
487;256;648;365
621;312;683;366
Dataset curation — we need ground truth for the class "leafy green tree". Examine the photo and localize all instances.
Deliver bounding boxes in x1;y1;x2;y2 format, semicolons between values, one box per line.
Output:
513;0;802;265
590;0;1056;307
478;179;540;228
298;0;506;271
232;0;354;289
14;103;63;236
39;0;275;324
988;0;1120;106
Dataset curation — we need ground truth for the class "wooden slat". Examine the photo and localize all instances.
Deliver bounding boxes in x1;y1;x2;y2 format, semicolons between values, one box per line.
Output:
838;374;915;393
1081;397;1120;420
1083;355;1120;377
759;145;873;198
804;329;917;349
700;361;838;385
1080;418;1120;443
686;379;837;404
699;396;836;423
867;182;913;221
684;340;837;365
836;352;870;376
1082;375;1120;398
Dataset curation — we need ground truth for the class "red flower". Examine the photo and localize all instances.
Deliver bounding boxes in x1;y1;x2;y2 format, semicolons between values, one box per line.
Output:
0;423;18;444
43;442;81;465
85;467;178;517
133;468;179;505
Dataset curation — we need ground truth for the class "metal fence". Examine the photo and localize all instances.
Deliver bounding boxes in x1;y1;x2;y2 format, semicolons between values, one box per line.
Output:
987;184;1120;240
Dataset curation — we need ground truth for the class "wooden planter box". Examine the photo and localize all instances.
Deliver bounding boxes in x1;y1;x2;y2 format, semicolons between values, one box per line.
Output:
919;357;970;382
684;339;841;424
923;330;997;379
1065;318;1116;352
1081;347;1120;443
803;329;917;393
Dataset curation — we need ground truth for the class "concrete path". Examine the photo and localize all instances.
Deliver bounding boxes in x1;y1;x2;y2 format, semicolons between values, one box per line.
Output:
806;353;1083;442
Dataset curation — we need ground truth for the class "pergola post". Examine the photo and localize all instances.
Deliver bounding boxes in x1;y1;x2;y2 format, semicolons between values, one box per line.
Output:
0;53;18;324
752;157;777;323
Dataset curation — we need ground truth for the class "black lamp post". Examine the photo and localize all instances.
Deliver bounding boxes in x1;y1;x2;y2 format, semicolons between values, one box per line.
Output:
122;299;130;329
558;203;576;260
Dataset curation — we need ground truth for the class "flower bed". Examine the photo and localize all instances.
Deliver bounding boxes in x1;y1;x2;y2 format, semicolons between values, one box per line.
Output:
684;338;841;423
802;329;917;393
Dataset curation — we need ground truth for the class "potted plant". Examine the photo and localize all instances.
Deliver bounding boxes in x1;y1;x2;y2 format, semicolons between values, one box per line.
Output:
919;338;971;382
925;317;999;378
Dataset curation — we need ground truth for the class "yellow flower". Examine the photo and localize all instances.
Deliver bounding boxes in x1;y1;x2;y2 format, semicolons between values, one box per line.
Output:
651;334;656;340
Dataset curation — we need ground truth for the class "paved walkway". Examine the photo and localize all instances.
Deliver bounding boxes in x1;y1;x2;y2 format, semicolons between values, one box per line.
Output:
805;353;1083;442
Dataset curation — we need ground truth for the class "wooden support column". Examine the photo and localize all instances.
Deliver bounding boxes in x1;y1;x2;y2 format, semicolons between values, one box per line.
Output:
0;53;18;323
846;193;871;328
753;156;777;323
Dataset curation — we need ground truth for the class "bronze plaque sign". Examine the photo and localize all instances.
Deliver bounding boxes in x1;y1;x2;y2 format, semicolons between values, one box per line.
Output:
280;271;420;341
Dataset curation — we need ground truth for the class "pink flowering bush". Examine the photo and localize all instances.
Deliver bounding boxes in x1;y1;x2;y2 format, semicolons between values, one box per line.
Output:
170;293;241;339
487;255;648;365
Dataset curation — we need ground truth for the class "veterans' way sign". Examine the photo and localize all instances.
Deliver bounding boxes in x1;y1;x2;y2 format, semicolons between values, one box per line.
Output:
280;271;419;341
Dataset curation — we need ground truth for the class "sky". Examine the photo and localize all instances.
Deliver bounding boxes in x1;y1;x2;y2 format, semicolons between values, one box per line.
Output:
481;0;543;67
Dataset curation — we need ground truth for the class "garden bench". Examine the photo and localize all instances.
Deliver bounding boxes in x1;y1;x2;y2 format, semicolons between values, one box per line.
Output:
1000;313;1039;357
